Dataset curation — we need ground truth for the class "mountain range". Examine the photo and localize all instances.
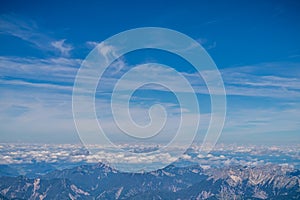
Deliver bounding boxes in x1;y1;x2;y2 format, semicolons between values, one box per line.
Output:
0;162;299;200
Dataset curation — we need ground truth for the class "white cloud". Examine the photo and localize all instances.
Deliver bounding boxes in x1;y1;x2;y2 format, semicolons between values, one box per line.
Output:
1;143;299;172
51;39;73;57
85;41;99;48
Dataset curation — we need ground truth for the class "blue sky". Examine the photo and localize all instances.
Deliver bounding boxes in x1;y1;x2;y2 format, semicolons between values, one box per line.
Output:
0;0;299;145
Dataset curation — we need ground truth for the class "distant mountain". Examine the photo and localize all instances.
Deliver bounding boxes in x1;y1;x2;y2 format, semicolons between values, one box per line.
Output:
0;163;57;178
0;163;299;199
0;162;87;178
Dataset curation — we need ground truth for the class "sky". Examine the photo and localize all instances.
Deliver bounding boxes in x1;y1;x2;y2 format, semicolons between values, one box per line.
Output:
0;0;300;146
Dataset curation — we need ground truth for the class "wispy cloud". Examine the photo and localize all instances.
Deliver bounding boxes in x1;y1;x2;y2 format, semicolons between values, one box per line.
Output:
82;43;299;100
0;14;73;57
180;62;300;98
196;38;217;50
0;14;44;47
0;35;299;144
221;63;300;98
0;79;72;91
0;56;81;86
221;106;300;144
97;61;300;99
0;56;80;141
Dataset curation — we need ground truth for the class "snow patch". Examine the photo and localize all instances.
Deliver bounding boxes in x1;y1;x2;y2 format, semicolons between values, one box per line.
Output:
70;184;89;195
115;186;123;199
39;194;47;200
69;193;76;200
33;178;40;192
229;175;242;183
1;186;10;195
